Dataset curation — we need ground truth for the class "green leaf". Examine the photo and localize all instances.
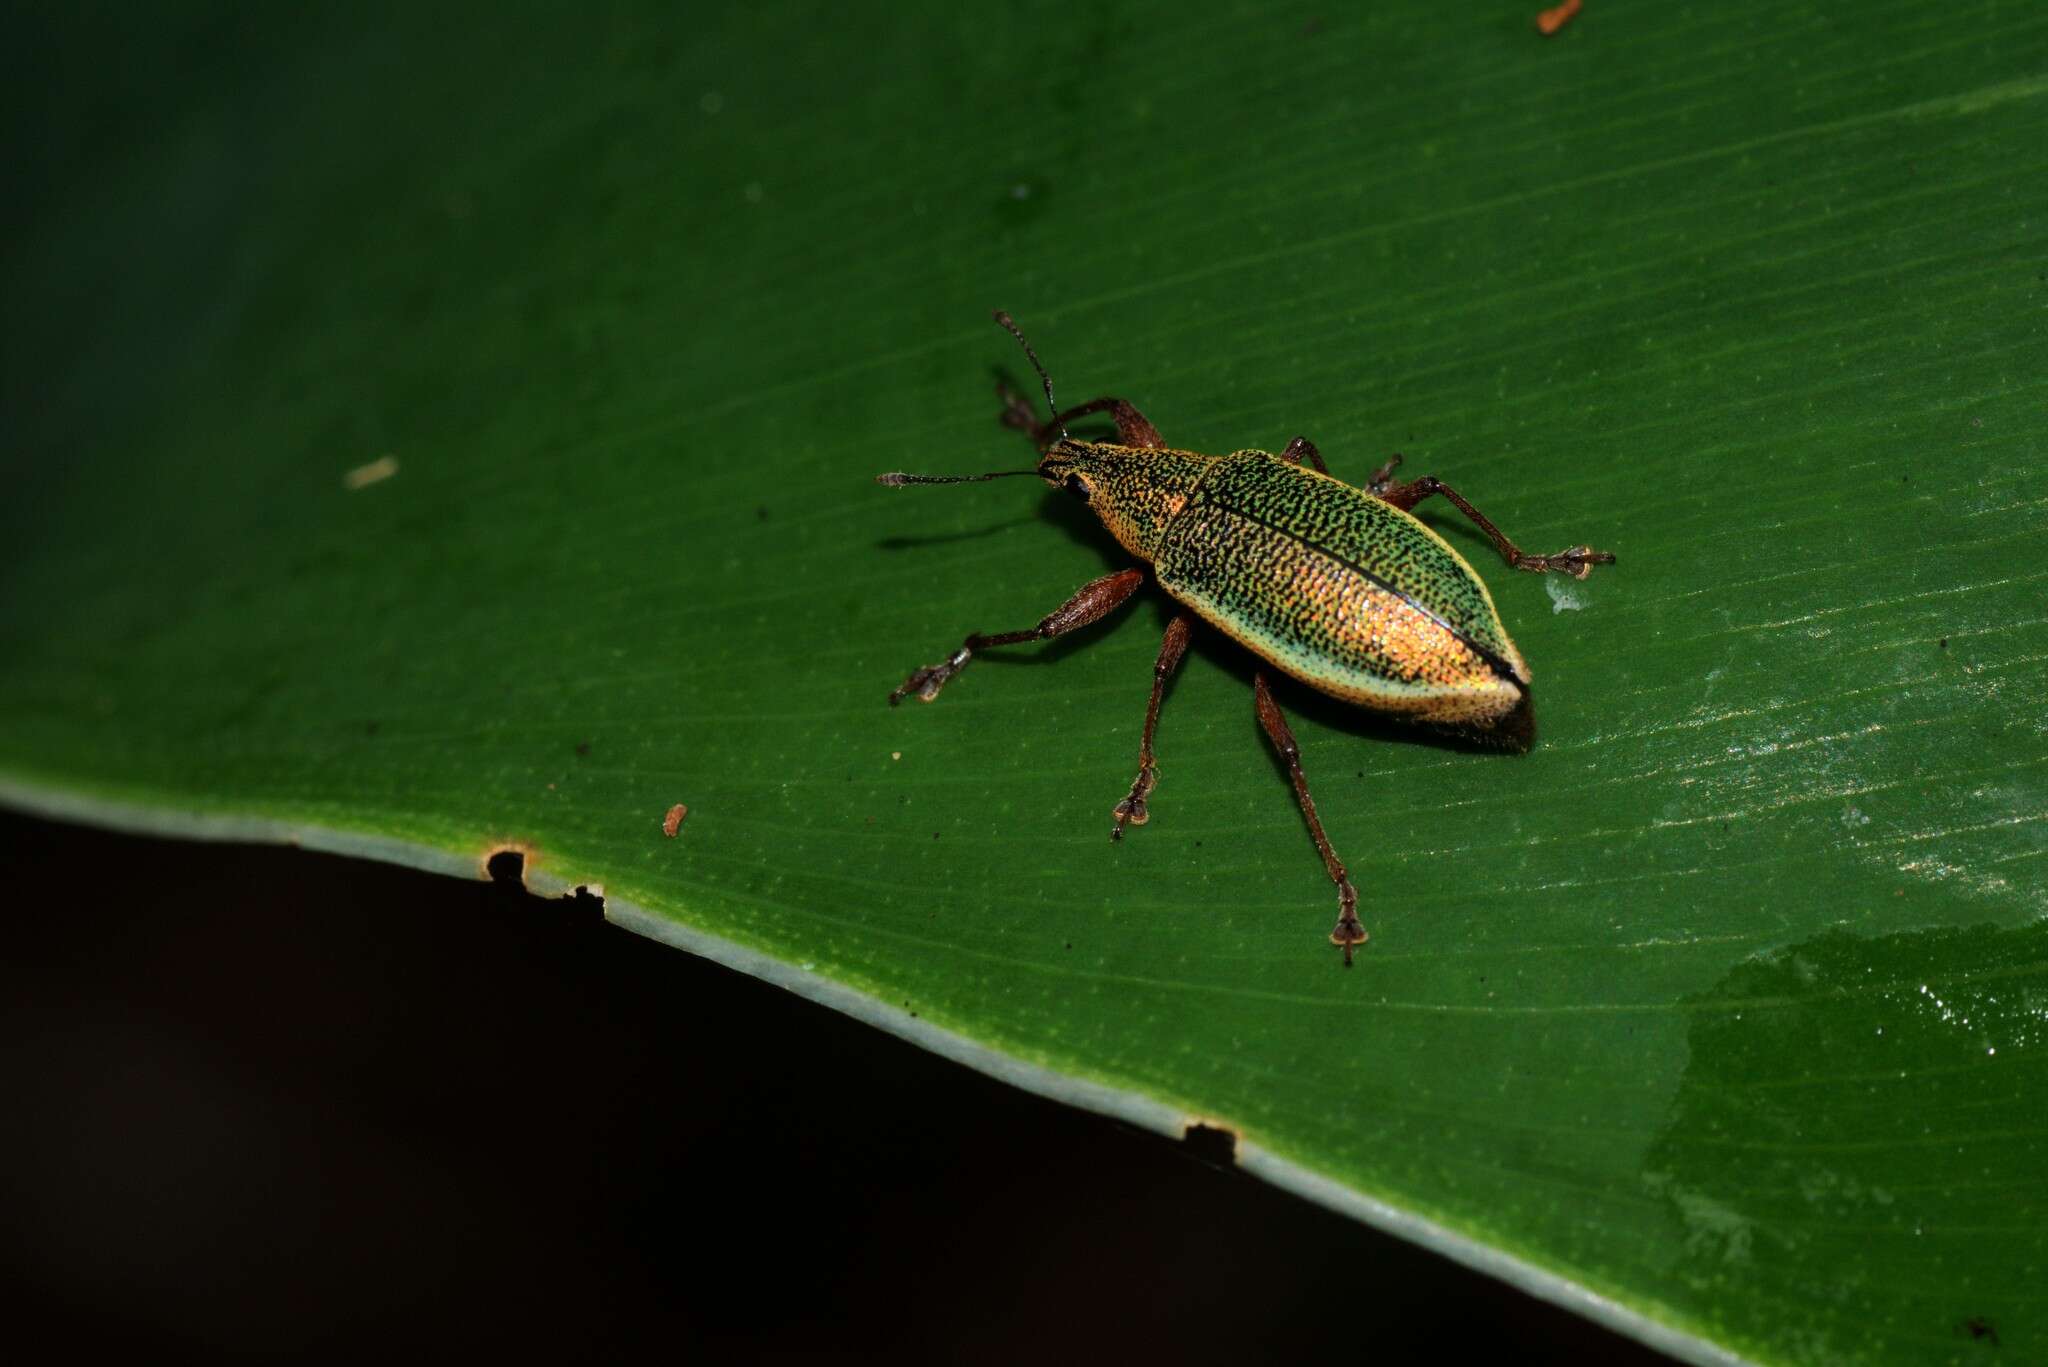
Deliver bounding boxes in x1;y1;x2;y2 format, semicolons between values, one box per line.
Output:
4;4;2044;1362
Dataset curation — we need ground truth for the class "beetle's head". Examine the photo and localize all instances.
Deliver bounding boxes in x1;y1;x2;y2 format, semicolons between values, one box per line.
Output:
1033;437;1214;559
872;312;1214;560
1033;437;1098;501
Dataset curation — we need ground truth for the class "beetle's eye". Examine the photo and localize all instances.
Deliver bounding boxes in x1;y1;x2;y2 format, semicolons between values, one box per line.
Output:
1064;474;1091;502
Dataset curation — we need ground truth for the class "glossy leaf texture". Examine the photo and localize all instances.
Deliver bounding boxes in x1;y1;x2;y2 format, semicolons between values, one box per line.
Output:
3;5;2045;1363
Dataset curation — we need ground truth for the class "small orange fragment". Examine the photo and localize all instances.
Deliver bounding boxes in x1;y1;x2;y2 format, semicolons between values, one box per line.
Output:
1536;0;1581;36
662;803;688;838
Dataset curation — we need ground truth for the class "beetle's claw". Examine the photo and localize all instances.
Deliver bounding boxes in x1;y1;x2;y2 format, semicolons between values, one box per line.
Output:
888;651;969;705
1329;879;1367;967
1109;796;1148;840
1109;801;1144;840
1110;765;1157;841
1561;545;1616;580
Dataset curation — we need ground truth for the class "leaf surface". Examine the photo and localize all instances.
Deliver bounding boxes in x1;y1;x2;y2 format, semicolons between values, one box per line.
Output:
3;5;2045;1362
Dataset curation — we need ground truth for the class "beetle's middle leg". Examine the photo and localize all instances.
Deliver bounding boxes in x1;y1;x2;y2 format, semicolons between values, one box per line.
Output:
1374;459;1617;581
1252;672;1367;966
1278;435;1333;476
888;568;1145;705
1111;613;1193;841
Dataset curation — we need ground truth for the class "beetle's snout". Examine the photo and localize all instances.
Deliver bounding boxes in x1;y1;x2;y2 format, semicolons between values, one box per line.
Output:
1034;450;1076;486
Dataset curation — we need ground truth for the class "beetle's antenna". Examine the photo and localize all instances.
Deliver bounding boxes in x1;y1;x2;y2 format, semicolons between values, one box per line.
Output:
994;309;1067;440
875;470;1038;487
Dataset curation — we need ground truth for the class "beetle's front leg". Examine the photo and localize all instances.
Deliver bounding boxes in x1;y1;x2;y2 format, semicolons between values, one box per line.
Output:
998;385;1167;451
1376;471;1616;580
1253;672;1367;965
888;568;1146;704
1111;613;1193;840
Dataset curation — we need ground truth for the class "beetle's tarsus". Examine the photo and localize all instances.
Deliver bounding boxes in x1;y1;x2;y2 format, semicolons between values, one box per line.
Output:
1111;764;1158;840
1330;879;1367;967
888;648;971;705
1516;545;1617;580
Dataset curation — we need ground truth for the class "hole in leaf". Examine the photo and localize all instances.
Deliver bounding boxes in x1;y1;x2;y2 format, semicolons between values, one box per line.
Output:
1182;1121;1239;1166
561;884;606;923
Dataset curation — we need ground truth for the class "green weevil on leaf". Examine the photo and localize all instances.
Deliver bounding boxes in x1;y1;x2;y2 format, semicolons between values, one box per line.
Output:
878;312;1616;965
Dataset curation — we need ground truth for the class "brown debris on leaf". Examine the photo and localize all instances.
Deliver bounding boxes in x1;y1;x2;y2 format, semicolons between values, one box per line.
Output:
1536;0;1581;36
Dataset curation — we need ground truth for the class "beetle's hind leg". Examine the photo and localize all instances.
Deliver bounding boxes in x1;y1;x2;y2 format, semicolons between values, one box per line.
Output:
888;568;1145;704
997;382;1167;451
1112;613;1193;840
1375;470;1615;580
1252;673;1367;965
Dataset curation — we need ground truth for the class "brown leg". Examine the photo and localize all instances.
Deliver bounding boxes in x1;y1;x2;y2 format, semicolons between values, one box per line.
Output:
999;384;1166;450
1252;673;1366;965
1375;464;1615;580
1112;613;1193;841
1278;435;1331;476
889;568;1146;704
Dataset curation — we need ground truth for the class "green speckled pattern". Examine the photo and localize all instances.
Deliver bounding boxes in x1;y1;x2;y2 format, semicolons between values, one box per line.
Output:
1151;452;1528;715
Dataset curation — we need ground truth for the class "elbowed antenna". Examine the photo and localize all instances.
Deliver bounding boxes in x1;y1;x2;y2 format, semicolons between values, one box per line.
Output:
993;310;1066;440
875;312;1061;487
875;469;1038;487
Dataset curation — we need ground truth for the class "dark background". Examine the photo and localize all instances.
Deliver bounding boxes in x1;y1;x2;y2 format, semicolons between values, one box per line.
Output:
2;809;1664;1362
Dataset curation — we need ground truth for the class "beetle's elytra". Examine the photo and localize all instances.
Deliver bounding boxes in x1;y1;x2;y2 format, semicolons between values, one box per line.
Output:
877;312;1616;965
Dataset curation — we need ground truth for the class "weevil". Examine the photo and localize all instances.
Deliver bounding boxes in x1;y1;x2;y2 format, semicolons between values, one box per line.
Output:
877;312;1616;964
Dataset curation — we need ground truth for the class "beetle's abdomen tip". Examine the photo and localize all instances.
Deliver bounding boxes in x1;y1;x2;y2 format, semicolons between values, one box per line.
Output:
1495;692;1536;753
